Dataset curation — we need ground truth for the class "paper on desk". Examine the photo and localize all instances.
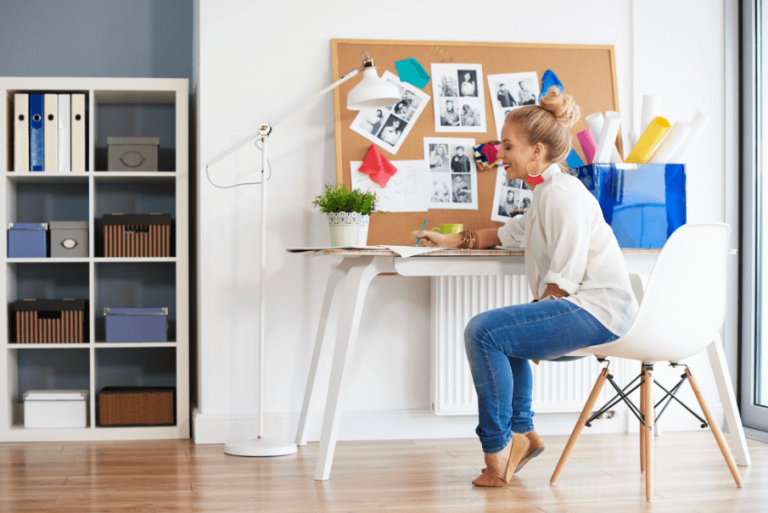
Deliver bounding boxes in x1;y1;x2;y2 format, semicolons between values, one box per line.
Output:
286;245;446;258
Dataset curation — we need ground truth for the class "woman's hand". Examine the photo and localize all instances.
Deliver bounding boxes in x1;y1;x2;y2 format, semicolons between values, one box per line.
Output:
540;283;569;299
412;230;461;248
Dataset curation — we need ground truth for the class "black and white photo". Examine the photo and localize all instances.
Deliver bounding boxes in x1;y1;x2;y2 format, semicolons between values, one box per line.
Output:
452;174;472;203
349;70;431;154
487;71;539;138
491;167;533;222
439;98;460;127
431;174;451;204
428;143;450;172
449;144;472;173
424;137;479;209
377;114;407;146
458;69;478;97
432;63;486;133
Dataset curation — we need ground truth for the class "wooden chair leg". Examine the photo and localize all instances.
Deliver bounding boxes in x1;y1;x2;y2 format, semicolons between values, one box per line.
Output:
551;367;609;485
685;368;743;486
643;365;654;502
640;364;646;473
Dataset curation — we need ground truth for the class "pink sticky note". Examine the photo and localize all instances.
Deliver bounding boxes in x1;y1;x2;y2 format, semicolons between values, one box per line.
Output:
577;129;597;164
358;145;398;188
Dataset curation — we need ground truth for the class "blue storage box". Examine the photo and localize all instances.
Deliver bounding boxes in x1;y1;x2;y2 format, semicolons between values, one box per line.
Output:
570;163;687;248
105;307;168;342
8;223;48;258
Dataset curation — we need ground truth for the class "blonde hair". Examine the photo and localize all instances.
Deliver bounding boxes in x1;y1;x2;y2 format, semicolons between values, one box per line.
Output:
505;86;581;173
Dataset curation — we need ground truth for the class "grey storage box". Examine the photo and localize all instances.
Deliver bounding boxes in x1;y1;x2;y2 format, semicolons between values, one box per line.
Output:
107;137;159;171
50;221;88;258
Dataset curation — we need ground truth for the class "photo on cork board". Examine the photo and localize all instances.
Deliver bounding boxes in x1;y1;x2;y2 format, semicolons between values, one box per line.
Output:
349;70;430;155
487;71;539;139
491;166;532;223
423;137;479;210
350;159;429;213
431;63;487;133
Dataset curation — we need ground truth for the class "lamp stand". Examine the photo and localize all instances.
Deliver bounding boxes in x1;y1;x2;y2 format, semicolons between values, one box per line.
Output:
224;124;297;458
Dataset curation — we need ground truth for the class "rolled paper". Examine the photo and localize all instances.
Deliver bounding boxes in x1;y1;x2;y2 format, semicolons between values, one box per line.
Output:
625;116;671;164
593;111;622;164
539;69;564;100
640;94;662;134
577;129;597;164
669;110;711;163
585;112;622;164
648;121;690;164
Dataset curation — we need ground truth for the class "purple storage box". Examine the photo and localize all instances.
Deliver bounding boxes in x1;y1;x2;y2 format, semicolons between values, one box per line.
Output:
105;307;168;342
8;223;48;258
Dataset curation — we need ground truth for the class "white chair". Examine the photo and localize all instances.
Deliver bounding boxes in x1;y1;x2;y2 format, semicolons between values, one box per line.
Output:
549;222;743;502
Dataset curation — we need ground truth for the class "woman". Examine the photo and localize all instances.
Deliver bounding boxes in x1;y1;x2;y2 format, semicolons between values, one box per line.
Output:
441;100;460;126
430;144;449;170
362;109;383;135
412;87;639;487
461;103;479;126
379;119;402;145
461;72;476;96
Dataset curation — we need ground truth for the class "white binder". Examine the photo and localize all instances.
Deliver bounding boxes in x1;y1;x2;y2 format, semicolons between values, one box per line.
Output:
71;94;86;172
13;94;29;172
44;94;58;172
58;94;71;172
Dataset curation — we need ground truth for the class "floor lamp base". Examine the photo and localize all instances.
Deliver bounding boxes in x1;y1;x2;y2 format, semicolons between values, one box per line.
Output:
224;438;298;457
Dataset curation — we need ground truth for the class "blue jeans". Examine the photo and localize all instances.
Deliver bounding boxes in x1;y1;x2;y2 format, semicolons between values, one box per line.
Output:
463;298;620;453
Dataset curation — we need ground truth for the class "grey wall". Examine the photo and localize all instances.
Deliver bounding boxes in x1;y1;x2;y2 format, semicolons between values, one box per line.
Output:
2;0;195;425
0;0;193;86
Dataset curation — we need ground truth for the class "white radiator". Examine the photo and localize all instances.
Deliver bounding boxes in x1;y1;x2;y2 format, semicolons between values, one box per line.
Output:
430;276;631;415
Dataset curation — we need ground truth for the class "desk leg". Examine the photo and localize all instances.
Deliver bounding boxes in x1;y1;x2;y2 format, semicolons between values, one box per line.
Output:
315;257;390;481
707;332;751;466
295;258;354;447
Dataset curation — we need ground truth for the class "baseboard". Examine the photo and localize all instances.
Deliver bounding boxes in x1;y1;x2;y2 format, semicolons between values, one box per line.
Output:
744;426;768;443
192;407;630;445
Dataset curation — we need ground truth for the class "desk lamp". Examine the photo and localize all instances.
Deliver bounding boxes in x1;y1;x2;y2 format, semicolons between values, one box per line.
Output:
206;52;400;457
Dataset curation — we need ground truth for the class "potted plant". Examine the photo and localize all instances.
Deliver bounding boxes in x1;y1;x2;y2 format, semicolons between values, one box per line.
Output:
312;184;380;247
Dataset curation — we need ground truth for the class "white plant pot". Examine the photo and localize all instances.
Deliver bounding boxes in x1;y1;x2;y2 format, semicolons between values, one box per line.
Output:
328;212;370;247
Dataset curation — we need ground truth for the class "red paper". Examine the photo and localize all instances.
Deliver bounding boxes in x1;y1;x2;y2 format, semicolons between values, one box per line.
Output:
358;145;398;188
481;144;500;165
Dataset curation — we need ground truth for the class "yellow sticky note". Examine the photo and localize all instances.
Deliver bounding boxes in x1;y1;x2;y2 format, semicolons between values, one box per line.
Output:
625;116;671;164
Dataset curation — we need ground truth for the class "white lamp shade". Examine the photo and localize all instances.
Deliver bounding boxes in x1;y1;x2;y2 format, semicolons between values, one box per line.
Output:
347;68;402;110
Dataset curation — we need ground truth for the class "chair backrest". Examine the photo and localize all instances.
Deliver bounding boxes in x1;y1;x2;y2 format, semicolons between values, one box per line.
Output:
603;223;730;363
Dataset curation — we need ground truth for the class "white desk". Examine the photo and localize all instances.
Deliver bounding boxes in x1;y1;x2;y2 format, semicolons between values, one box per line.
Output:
293;248;750;481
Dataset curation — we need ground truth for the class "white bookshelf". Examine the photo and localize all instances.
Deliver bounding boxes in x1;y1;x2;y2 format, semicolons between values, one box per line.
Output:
0;77;189;441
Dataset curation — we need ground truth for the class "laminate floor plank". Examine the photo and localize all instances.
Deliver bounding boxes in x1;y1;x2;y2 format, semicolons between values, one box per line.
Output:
0;432;764;512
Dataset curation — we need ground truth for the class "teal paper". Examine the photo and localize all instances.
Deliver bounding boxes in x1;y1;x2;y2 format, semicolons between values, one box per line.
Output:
395;58;430;89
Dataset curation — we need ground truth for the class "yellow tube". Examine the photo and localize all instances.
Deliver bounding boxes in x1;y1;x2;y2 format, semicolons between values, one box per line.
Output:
625;116;671;164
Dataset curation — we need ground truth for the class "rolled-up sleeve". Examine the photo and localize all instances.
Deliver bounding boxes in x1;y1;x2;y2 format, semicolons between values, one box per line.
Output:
497;209;528;247
540;188;590;295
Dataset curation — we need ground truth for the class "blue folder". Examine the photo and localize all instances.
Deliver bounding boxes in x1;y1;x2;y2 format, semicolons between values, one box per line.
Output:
29;94;44;171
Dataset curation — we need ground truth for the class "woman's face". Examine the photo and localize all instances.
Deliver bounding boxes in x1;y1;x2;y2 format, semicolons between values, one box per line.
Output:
497;122;543;182
393;120;401;129
446;100;453;111
436;145;445;156
464;73;471;80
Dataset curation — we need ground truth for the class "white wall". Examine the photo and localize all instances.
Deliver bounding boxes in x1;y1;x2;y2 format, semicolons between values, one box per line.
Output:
195;0;728;443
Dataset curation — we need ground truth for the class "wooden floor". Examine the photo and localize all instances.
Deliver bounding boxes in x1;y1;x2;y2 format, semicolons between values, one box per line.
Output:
0;431;766;512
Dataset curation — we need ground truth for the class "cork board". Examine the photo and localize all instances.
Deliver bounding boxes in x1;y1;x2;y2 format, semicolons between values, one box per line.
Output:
331;39;621;246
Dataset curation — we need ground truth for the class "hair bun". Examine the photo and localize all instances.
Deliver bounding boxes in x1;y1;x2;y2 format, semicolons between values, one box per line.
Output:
538;86;580;130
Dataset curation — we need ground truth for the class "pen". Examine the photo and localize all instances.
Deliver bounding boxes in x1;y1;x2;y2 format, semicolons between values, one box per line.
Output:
415;219;428;246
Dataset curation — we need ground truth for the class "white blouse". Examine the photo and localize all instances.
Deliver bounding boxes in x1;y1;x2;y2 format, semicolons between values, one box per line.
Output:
497;163;639;337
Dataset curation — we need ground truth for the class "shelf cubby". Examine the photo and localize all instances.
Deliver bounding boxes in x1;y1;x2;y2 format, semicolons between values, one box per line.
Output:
10;347;90;428
94;262;176;343
93;89;176;172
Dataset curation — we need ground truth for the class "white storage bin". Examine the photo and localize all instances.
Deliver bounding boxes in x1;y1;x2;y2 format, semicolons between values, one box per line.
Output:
23;390;88;428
